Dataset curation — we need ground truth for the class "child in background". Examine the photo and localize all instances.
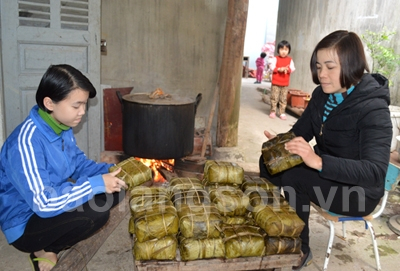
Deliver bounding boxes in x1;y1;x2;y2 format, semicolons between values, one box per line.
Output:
269;40;295;120
254;52;267;84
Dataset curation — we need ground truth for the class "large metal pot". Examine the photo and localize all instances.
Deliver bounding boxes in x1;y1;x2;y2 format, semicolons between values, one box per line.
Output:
117;92;202;159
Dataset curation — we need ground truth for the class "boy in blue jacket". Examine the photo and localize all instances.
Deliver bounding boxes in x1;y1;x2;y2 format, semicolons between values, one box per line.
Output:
0;64;127;271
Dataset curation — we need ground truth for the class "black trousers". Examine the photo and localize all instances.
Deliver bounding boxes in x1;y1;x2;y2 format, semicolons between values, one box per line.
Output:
259;155;380;254
12;191;125;254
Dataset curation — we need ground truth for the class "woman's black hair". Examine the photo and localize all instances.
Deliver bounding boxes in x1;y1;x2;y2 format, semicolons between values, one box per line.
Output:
277;40;291;54
36;64;97;113
310;30;369;89
260;52;267;58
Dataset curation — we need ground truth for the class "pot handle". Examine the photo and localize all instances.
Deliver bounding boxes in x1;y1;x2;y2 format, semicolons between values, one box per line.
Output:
116;91;124;111
194;93;202;115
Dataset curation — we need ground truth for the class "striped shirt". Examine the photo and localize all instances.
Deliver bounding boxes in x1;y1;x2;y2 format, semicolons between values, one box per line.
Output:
322;85;355;122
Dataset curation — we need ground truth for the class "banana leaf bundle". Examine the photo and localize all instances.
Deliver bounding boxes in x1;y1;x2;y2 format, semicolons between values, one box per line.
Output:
172;187;211;208
109;157;152;190
179;237;225;261
133;235;177;260
208;185;249;216
130;186;172;214
203;160;244;186
177;204;222;239
133;202;179;242
265;236;302;256
252;204;305;237
261;131;303;175
129;216;135;234
241;175;278;192
130;186;171;199
222;224;266;258
244;187;288;211
169;177;204;191
221;215;254;225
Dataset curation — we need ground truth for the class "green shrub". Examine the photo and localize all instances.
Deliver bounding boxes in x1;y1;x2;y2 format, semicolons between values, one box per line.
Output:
361;27;400;87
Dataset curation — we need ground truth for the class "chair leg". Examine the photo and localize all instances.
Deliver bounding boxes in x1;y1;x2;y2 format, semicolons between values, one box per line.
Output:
366;221;381;271
342;221;347;238
324;220;335;271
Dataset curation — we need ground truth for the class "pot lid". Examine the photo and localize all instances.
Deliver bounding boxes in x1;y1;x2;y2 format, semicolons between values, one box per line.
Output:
122;93;194;105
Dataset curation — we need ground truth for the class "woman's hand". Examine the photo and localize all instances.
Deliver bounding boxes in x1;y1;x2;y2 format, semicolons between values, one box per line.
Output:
285;136;323;171
102;167;128;193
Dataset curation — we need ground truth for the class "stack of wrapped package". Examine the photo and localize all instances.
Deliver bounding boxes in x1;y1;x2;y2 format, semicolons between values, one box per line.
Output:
204;161;251;225
109;157;178;260
203;161;266;258
129;186;179;260
125;157;304;261
169;177;225;261
243;176;303;255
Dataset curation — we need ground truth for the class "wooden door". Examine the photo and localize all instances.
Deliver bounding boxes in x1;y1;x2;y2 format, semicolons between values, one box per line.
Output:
0;0;102;161
103;87;133;151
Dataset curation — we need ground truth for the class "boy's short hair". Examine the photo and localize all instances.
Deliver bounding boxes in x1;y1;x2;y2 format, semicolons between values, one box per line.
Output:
36;64;96;113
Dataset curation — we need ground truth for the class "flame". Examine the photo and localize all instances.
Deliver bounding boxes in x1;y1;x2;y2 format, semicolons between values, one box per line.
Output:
135;158;174;182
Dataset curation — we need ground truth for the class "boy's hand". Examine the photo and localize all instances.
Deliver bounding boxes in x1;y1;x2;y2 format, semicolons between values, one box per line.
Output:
103;167;127;193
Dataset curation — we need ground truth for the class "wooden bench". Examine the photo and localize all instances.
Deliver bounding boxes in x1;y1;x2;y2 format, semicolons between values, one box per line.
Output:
134;254;300;271
52;194;130;271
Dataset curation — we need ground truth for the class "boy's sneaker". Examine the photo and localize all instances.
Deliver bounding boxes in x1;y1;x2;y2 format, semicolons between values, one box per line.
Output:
269;112;276;119
280;114;287;120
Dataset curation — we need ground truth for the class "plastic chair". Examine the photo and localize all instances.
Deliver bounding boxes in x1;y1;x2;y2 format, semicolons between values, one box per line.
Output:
311;163;400;271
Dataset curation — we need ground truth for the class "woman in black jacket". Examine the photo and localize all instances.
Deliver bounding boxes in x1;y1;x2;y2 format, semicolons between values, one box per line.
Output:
259;30;392;270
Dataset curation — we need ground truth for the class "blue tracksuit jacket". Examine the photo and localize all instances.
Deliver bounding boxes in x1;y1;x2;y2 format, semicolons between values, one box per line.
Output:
0;105;112;243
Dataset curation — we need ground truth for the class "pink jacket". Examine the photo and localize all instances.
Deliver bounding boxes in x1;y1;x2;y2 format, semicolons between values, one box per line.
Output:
256;57;265;69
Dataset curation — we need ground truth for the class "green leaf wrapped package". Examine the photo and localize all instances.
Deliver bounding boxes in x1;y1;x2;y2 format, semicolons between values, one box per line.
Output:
109;157;152;190
265;236;302;255
244;187;288;212
169;177;204;191
172;187;211;208
133;202;179;242
130;186;171;199
203;160;244;185
241;175;278;192
261;131;303;175
129;186;172;214
179;237;225;261
222;224;266;258
133;235;177;260
177;204;222;239
129;216;135;235
208;185;249;216
252;204;305;237
221;215;254;225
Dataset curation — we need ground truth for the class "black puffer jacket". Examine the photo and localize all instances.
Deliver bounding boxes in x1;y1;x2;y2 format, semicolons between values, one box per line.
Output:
292;73;392;200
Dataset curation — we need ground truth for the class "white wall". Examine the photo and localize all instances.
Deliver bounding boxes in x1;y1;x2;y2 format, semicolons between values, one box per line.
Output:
243;0;279;69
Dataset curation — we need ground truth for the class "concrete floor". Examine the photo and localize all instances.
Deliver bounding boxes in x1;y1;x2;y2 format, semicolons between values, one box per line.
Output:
1;78;399;270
